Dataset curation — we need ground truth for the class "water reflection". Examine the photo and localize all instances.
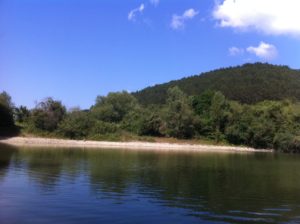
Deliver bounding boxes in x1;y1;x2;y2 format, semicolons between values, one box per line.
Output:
0;144;17;180
1;145;300;223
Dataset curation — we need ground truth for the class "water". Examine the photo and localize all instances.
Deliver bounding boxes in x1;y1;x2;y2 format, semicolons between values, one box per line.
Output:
1;144;300;223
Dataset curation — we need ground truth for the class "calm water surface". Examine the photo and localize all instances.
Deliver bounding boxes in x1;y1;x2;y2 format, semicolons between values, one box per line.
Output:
1;144;300;223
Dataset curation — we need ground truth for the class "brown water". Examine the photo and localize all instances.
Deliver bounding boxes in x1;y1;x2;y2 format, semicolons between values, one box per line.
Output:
1;144;300;223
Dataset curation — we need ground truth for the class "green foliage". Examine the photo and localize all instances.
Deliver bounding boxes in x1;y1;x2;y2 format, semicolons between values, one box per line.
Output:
160;87;196;139
225;101;300;150
121;106;164;136
30;98;66;132
91;91;138;123
191;90;215;116
0;91;14;109
134;63;300;105
4;61;300;154
58;110;93;139
209;92;229;142
90;120;119;135
139;107;163;136
191;91;229;141
121;107;144;134
225;104;252;145
273;133;300;153
0;91;15;128
14;106;30;123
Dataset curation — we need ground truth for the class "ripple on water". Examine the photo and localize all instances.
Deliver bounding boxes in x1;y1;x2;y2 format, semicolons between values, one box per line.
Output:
1;146;300;223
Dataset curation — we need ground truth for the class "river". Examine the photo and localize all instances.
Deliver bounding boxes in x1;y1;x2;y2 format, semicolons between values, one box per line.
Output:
0;144;300;223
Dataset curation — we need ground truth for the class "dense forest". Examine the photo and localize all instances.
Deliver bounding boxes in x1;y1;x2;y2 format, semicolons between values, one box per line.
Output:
1;63;300;153
134;63;300;105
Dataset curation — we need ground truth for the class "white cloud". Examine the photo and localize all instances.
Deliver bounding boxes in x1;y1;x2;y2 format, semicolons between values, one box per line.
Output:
171;8;198;30
183;9;198;18
246;42;278;60
229;47;244;56
213;0;300;36
128;4;145;21
150;0;159;7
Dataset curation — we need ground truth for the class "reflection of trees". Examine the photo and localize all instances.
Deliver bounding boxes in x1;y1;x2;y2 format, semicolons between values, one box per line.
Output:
18;148;86;190
0;144;17;180
87;150;300;222
24;150;64;189
136;152;300;222
87;150;138;195
4;147;300;223
88;151;300;220
87;151;295;204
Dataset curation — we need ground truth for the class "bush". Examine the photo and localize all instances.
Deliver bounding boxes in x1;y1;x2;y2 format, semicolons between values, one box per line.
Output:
139;111;163;136
14;106;30;123
58;111;93;139
273;133;300;153
0;91;15;128
161;87;196;139
91;91;138;123
30;98;66;132
90;120;119;135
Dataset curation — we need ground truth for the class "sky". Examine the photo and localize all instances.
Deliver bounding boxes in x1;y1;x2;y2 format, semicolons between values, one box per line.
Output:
1;0;300;109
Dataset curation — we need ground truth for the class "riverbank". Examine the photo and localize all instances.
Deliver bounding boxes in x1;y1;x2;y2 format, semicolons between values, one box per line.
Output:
0;136;271;153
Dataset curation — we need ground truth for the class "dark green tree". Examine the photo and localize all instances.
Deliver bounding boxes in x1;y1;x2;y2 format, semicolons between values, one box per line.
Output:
14;106;30;123
0;91;15;128
31;98;66;132
139;107;163;136
209;92;229;142
91;91;138;123
191;90;215;116
58;110;93;139
161;87;196;139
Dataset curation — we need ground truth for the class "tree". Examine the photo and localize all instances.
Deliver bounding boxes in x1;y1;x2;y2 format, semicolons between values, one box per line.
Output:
209;92;229;142
121;106;163;136
161;87;196;139
224;100;300;150
121;107;144;134
31;98;66;131
139;107;163;136
91;91;138;123
58;110;93;139
191;90;215;137
0;91;15;128
14;106;30;123
191;90;215;116
134;63;300;105
225;103;252;145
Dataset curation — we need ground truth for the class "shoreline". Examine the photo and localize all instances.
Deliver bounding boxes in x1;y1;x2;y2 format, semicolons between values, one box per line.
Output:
0;136;271;153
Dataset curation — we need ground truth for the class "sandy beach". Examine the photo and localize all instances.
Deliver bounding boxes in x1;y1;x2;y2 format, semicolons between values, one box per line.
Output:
0;136;271;153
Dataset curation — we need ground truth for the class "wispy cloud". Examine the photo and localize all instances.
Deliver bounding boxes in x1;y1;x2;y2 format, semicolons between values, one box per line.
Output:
128;4;145;21
149;0;159;7
170;8;198;30
246;42;278;60
229;42;278;61
228;47;244;56
213;0;300;36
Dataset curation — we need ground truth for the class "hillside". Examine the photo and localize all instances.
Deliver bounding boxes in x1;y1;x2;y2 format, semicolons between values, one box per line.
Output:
133;63;300;105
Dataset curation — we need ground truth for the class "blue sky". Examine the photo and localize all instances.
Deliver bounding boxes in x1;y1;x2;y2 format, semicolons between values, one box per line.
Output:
1;0;300;109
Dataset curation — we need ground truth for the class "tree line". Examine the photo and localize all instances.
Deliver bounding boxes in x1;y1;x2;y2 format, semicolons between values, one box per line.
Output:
134;63;300;105
1;88;300;153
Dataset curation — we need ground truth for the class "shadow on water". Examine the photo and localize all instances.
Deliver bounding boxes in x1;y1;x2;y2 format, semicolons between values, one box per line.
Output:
17;148;88;190
1;146;300;223
0;143;17;180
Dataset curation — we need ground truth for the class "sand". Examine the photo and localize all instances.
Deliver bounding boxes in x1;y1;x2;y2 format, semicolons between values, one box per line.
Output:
0;136;271;153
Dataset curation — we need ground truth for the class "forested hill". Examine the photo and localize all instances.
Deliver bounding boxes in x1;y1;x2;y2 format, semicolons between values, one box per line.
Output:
133;63;300;105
